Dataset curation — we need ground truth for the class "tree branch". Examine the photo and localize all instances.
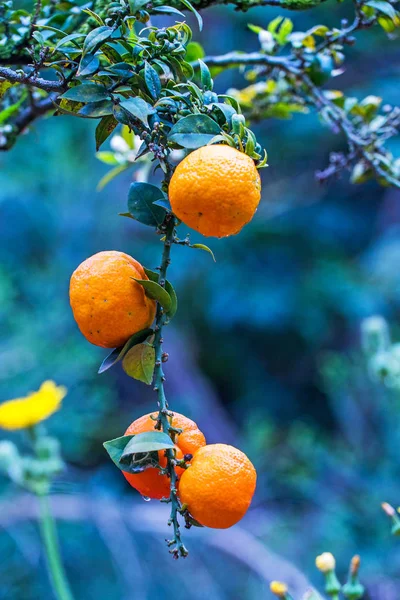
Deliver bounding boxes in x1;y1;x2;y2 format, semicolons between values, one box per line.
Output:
0;67;65;93
197;50;400;187
200;52;299;72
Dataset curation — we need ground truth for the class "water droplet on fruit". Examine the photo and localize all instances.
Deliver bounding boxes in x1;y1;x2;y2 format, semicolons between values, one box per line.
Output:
142;495;151;502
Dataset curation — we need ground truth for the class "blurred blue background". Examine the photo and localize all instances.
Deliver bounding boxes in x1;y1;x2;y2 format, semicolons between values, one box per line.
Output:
1;1;400;598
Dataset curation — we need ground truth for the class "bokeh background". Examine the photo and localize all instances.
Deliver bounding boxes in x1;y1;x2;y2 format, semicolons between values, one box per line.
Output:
1;1;400;598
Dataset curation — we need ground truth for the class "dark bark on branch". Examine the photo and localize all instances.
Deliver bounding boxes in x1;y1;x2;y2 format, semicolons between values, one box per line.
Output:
0;67;65;93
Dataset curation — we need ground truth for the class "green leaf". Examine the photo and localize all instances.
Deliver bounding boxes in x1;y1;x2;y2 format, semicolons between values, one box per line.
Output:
133;280;172;313
32;31;45;46
79;100;114;117
82;26;114;58
122;343;156;384
378;14;398;31
62;83;109;103
153;198;171;212
77;54;100;77
95;114;118;151
0;91;27;125
164;280;178;318
198;58;213;91
103;432;172;474
96;151;120;165
365;0;397;18
104;435;133;470
55;32;85;50
153;5;185;17
119;97;156;127
98;327;154;373
0;80;13;100
268;16;284;35
127;182;167;226
179;0;203;30
185;514;204;528
142;268;176;317
144;62;161;100
122;431;174;455
247;23;263;34
143;268;160;283
276;18;293;45
128;0;149;11
210;102;236;125
106;62;135;77
190;243;216;262
168;114;221;149
82;7;105;25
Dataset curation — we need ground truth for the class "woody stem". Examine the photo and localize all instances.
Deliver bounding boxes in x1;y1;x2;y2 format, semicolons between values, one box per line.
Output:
153;213;188;558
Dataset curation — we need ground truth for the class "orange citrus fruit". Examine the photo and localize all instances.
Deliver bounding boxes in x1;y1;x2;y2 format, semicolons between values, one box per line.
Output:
169;145;261;238
123;412;206;500
70;251;156;349
178;443;256;528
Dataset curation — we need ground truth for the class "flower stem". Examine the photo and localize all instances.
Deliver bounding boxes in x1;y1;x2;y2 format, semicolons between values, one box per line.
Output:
38;494;75;600
153;213;188;558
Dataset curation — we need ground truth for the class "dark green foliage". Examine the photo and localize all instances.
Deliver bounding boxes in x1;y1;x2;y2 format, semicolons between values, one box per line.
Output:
98;328;154;373
104;431;175;473
127;182;168;226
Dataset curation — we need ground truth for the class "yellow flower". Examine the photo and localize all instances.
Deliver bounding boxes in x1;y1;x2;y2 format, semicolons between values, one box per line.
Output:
316;552;336;573
0;381;66;430
270;581;288;597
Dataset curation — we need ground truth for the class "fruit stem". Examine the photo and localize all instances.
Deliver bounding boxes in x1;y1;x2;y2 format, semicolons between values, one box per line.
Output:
153;213;188;559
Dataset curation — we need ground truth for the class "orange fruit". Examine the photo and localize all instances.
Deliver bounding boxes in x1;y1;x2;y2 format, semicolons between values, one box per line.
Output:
69;251;156;349
123;412;206;500
178;443;256;528
169;145;261;238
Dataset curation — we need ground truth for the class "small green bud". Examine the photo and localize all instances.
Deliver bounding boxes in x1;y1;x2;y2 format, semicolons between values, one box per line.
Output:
342;555;365;600
351;161;372;185
245;133;255;156
203;91;218;105
166;28;177;41
231;114;246;136
137;9;149;22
